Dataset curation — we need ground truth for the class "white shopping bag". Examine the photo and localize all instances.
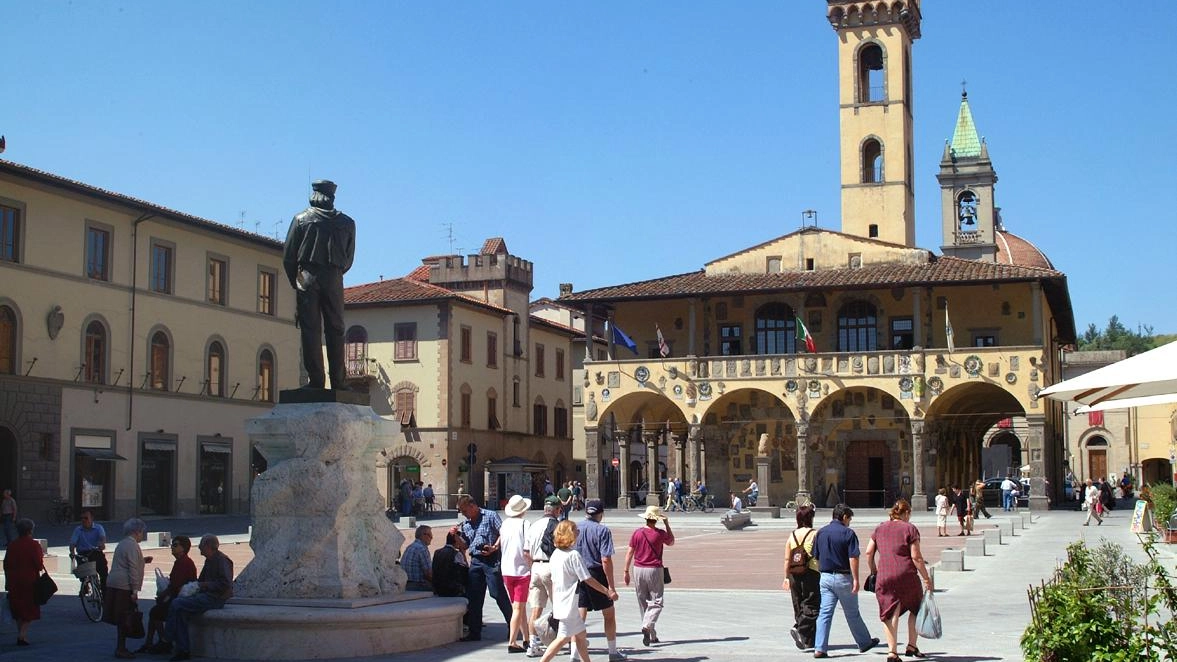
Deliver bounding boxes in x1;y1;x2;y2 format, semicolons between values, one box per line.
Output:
155;567;170;596
916;589;942;639
532;609;558;645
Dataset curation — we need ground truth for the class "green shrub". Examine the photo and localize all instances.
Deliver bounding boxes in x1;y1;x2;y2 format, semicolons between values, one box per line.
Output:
1150;483;1176;531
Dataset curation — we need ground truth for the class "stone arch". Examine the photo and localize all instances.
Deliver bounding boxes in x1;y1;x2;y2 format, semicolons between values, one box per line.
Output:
378;444;430;469
0;298;23;375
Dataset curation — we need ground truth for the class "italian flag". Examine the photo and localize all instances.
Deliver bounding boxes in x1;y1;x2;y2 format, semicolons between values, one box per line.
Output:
796;316;816;353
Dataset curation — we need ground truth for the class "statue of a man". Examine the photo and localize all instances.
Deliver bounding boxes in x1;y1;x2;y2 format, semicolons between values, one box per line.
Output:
283;180;356;390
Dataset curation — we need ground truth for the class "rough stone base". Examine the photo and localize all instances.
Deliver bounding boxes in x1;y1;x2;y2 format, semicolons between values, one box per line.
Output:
748;505;781;519
721;511;753;530
190;597;467;660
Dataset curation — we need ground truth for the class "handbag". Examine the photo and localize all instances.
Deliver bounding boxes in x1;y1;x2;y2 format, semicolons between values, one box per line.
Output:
34;571;58;605
123;608;146;639
915;589;942;639
863;573;877;592
662;567;672;584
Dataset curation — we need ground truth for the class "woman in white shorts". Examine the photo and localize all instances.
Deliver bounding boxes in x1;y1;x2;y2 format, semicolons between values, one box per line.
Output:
539;520;618;662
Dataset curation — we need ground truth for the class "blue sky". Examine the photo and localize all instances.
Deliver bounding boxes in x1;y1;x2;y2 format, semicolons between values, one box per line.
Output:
6;2;1175;333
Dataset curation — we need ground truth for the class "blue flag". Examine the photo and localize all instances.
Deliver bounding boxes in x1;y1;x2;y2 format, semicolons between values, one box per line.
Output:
610;323;639;356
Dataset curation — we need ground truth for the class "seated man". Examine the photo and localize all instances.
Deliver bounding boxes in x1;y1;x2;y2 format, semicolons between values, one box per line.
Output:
730;491;744;513
432;527;470;598
402;525;433;591
160;534;233;662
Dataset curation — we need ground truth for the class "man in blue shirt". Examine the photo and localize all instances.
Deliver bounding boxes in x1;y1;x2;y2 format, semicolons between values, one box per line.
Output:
811;504;879;658
68;510;108;591
575;499;627;661
401;525;433;592
456;495;512;641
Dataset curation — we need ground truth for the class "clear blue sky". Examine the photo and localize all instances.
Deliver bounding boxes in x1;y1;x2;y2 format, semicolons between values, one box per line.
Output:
6;2;1175;334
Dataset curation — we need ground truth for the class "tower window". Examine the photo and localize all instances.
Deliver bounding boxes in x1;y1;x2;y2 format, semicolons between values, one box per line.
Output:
868;224;879;238
862;139;884;183
805;258;815;271
857;43;885;103
958;191;979;230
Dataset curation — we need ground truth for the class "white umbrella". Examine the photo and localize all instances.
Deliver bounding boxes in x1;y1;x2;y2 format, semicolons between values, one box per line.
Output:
1074;392;1177;414
1040;340;1177;409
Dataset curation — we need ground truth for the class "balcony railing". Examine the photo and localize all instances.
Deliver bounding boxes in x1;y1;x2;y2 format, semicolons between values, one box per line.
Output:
346;358;376;380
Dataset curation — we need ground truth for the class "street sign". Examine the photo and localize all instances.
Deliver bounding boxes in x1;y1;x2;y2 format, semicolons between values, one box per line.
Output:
611;457;620;467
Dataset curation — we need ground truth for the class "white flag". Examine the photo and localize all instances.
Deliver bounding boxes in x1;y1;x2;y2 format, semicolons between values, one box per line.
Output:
945;303;955;354
656;325;670;358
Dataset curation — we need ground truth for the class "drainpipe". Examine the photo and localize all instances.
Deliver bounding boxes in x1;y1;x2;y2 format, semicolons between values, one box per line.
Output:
127;213;155;430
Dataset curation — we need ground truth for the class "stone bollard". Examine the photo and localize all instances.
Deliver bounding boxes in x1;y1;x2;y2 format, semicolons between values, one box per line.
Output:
1008;515;1024;531
983;528;1002;547
1020;512;1033;528
939;548;966;571
996;518;1015;537
964;536;986;557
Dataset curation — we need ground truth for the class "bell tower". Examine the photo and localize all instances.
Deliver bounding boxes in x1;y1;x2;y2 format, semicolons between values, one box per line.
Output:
828;0;921;247
937;90;999;261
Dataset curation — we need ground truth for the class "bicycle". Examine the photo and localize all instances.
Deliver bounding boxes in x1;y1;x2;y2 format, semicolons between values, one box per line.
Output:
785;494;813;510
73;554;104;622
682;493;715;513
49;497;72;525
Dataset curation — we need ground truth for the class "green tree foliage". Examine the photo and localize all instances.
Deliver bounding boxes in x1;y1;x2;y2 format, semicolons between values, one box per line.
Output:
1078;315;1156;356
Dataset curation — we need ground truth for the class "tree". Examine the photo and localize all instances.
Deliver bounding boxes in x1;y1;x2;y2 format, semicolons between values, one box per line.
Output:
1077;315;1155;356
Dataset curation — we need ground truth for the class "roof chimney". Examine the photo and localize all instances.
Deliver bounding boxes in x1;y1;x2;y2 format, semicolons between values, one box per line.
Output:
559;283;573;297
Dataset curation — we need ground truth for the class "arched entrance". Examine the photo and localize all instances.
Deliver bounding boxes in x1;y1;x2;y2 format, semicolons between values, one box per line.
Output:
0;426;16;498
386;455;421;514
1086;437;1108;481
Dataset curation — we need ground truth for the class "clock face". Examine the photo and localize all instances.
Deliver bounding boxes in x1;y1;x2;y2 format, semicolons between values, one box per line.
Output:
635;366;650;383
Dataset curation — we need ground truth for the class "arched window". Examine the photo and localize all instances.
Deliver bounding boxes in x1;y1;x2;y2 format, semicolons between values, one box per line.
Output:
345;325;367;377
206;341;226;397
957;191;978;231
84;320;108;384
754;302;796;354
149;331;170;391
857;42;885;103
837;301;878;352
862;139;883;183
258;349;275;403
0;305;15;374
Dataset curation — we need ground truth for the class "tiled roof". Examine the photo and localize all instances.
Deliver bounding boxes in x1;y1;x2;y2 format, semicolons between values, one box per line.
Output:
529;315;580;337
995;230;1054;270
705;226;914;266
559;256;1064;303
344;278;513;315
481;237;508;255
0;159;283;250
404;265;432;282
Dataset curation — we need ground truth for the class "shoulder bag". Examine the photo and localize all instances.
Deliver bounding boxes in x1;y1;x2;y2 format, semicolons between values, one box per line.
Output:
34;571;58;605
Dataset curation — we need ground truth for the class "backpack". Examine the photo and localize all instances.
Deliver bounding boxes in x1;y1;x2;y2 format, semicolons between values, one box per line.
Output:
539;518;559;558
787;530;814;576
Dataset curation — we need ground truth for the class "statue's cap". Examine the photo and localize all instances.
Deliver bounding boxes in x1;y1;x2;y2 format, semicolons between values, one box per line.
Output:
311;180;337;196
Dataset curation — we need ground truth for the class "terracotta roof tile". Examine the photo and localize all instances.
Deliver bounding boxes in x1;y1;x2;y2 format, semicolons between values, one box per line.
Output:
404;265;431;282
560;256;1064;302
480;237;508;255
995;230;1054;269
344;277;514;315
0;159;282;250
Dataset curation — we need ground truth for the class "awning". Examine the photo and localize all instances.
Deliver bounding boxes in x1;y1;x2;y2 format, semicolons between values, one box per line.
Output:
75;448;127;461
200;444;232;454
1041;340;1177;410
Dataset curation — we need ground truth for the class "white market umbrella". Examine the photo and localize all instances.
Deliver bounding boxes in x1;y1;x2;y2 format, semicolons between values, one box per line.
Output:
1074;392;1177;413
1041;340;1177;409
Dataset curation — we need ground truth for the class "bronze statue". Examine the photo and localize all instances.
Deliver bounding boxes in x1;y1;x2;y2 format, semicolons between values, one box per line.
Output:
283;180;356;390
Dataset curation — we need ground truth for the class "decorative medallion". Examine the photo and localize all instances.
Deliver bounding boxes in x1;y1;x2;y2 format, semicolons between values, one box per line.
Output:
595;371;604;385
807;379;820;393
898;376;914;392
1005;372;1017;385
47;305;64;340
673;384;684;398
785;379;798;393
634;366;650;383
927;376;944;393
963;355;983;377
668;366;678;379
601;388;611;401
697;382;713;398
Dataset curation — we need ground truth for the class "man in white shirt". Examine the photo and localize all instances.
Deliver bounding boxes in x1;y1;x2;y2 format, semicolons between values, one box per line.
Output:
730;492;744;512
1000;477;1017;512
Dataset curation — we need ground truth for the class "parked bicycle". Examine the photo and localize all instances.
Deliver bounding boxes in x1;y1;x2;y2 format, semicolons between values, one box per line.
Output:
72;553;103;622
49;497;72;525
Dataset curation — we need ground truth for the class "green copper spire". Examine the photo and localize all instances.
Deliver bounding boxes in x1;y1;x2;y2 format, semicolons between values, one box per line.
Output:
950;91;982;159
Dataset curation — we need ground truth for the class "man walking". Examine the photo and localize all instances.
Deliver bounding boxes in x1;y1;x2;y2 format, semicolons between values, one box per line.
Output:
1083;479;1104;526
457;495;513;641
160;534;233;661
811;504;879;658
525;496;561;656
575;500;628;661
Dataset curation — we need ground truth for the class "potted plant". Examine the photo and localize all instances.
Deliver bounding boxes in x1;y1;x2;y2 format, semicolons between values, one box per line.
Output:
1148;483;1176;543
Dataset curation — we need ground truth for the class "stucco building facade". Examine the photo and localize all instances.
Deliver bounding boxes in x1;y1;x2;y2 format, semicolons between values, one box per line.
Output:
0;159;300;521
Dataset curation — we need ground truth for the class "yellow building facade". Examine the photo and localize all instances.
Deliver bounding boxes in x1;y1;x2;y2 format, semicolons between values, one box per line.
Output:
342;239;576;511
0;159;300;521
559;0;1076;511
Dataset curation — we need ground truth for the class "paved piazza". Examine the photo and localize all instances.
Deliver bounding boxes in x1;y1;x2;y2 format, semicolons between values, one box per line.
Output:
3;507;1173;661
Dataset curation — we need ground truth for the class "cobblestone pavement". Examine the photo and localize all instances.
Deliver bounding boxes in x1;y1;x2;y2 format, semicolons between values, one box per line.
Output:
3;504;1172;661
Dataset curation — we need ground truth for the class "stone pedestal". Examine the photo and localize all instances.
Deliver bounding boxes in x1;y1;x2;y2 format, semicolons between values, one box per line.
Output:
200;402;465;659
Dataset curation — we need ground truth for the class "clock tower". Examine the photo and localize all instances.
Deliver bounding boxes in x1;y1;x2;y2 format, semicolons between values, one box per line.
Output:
828;0;921;247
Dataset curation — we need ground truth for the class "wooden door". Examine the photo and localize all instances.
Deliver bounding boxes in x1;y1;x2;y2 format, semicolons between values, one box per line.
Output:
845;440;888;508
1089;450;1107;481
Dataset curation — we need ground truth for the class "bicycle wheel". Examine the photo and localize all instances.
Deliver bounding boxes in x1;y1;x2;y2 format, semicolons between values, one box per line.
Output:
80;576;103;622
704;496;715;513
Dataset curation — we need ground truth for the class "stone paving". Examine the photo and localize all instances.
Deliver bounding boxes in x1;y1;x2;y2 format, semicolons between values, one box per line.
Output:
3;504;1173;661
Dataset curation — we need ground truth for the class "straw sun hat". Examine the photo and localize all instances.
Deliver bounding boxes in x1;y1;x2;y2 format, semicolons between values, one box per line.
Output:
638;505;668;521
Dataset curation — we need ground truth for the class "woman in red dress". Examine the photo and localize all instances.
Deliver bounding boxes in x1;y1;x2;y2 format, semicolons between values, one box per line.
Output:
864;500;934;661
3;518;44;646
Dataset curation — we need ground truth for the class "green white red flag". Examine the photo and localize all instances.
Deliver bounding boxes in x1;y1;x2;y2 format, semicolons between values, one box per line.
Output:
795;316;816;353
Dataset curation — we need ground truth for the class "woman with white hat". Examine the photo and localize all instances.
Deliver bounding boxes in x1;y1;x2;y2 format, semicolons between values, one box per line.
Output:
623;505;675;646
500;494;533;653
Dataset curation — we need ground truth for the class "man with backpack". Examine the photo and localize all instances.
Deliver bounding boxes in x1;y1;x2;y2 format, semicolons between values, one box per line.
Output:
524;496;561;657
